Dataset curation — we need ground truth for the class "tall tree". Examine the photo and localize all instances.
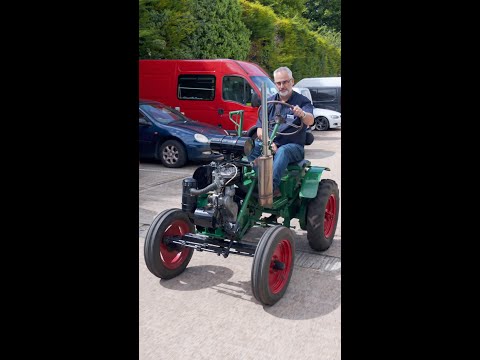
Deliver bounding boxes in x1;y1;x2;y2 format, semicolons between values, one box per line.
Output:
303;0;341;32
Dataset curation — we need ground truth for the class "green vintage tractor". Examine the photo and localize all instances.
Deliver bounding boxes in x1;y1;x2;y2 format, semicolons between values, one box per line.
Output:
144;86;340;306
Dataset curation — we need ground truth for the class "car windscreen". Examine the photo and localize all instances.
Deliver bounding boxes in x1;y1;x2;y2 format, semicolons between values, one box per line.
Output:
140;103;186;124
251;76;277;98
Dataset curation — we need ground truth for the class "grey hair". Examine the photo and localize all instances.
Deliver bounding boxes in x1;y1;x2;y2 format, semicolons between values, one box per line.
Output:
273;66;293;78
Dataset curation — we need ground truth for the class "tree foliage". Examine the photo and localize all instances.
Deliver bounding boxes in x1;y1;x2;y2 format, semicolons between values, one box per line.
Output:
250;0;307;18
240;0;340;77
239;0;276;67
139;0;250;59
139;0;197;58
268;17;340;78
303;0;341;32
139;0;341;77
316;25;340;49
187;0;251;59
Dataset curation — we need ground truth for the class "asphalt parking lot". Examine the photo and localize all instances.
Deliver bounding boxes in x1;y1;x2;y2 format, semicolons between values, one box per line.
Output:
139;129;341;360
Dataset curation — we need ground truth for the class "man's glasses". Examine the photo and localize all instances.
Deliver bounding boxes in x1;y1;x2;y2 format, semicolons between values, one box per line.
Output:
275;78;292;87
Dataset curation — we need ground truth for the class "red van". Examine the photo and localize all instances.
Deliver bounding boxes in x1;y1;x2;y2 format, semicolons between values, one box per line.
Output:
139;59;278;131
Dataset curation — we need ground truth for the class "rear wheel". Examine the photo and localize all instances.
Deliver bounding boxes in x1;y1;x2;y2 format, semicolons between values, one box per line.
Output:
159;140;187;168
306;179;339;251
144;208;194;279
314;116;330;131
251;225;295;305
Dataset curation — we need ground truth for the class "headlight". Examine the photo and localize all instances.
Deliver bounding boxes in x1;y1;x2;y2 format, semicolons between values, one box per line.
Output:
330;115;339;119
194;133;209;143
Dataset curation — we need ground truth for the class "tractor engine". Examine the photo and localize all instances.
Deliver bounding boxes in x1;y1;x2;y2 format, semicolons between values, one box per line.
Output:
181;135;253;236
182;162;241;235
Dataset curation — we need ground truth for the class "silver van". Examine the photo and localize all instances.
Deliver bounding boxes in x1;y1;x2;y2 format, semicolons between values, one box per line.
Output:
295;77;341;112
293;87;341;131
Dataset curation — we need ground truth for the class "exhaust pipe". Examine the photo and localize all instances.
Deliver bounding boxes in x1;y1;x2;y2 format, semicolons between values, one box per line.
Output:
257;81;273;207
257;156;273;207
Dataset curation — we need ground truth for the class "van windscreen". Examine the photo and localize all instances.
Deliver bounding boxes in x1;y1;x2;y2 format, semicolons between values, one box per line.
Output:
251;76;277;98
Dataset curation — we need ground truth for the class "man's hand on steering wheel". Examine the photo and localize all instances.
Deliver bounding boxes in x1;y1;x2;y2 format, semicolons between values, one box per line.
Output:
256;127;263;141
292;105;305;119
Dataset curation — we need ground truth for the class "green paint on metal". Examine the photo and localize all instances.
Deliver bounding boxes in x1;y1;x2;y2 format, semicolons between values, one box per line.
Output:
228;110;244;135
298;198;308;230
300;166;329;198
197;194;208;208
237;178;257;239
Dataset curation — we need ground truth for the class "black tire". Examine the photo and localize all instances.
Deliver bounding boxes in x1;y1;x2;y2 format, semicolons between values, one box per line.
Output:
306;179;339;251
251;225;295;306
313;116;330;131
144;208;194;279
159;140;187;168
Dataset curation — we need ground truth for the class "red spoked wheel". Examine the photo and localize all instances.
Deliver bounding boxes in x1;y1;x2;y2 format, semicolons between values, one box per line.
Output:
323;193;337;239
144;209;194;279
251;225;295;305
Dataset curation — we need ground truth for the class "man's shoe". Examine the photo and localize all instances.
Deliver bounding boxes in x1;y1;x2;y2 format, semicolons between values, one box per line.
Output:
273;188;282;198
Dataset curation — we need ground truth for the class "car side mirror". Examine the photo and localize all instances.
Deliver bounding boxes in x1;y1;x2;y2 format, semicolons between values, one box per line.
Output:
251;92;261;108
139;117;151;126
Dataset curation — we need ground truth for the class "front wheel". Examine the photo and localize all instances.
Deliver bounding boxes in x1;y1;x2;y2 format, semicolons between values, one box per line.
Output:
251;225;295;306
313;116;330;131
144;208;194;279
306;179;339;251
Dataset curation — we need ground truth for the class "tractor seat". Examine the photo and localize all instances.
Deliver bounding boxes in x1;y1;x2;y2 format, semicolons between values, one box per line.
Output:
305;130;314;145
288;159;311;171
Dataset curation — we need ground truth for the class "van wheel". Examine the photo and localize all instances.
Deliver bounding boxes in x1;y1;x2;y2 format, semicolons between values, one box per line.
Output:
158;140;187;168
314;116;330;131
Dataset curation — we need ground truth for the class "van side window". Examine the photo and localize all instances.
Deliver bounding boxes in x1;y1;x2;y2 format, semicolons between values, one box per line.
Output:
310;88;338;111
310;88;337;102
222;76;253;105
178;75;215;101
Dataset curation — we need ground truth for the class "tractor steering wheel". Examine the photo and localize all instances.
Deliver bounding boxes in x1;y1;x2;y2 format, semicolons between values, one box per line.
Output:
257;100;306;137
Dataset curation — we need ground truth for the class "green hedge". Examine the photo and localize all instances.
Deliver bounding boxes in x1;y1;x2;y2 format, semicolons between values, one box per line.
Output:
240;0;340;78
139;0;341;77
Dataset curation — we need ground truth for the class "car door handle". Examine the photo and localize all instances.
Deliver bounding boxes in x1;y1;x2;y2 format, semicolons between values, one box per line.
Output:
218;108;224;115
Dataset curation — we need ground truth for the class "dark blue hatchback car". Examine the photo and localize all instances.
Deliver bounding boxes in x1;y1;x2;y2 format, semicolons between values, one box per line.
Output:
139;99;228;167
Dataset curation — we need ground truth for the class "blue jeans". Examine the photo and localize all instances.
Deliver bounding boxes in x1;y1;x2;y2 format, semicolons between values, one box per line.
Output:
248;140;304;190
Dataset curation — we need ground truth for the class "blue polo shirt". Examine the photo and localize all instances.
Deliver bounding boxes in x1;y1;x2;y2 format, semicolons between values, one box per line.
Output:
255;91;313;146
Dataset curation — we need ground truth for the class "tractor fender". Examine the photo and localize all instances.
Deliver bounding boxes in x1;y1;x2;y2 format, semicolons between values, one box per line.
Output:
299;166;330;198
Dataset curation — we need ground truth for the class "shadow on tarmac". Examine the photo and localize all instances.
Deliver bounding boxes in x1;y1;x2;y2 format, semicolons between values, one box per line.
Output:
158;264;341;320
263;268;341;320
159;265;235;291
